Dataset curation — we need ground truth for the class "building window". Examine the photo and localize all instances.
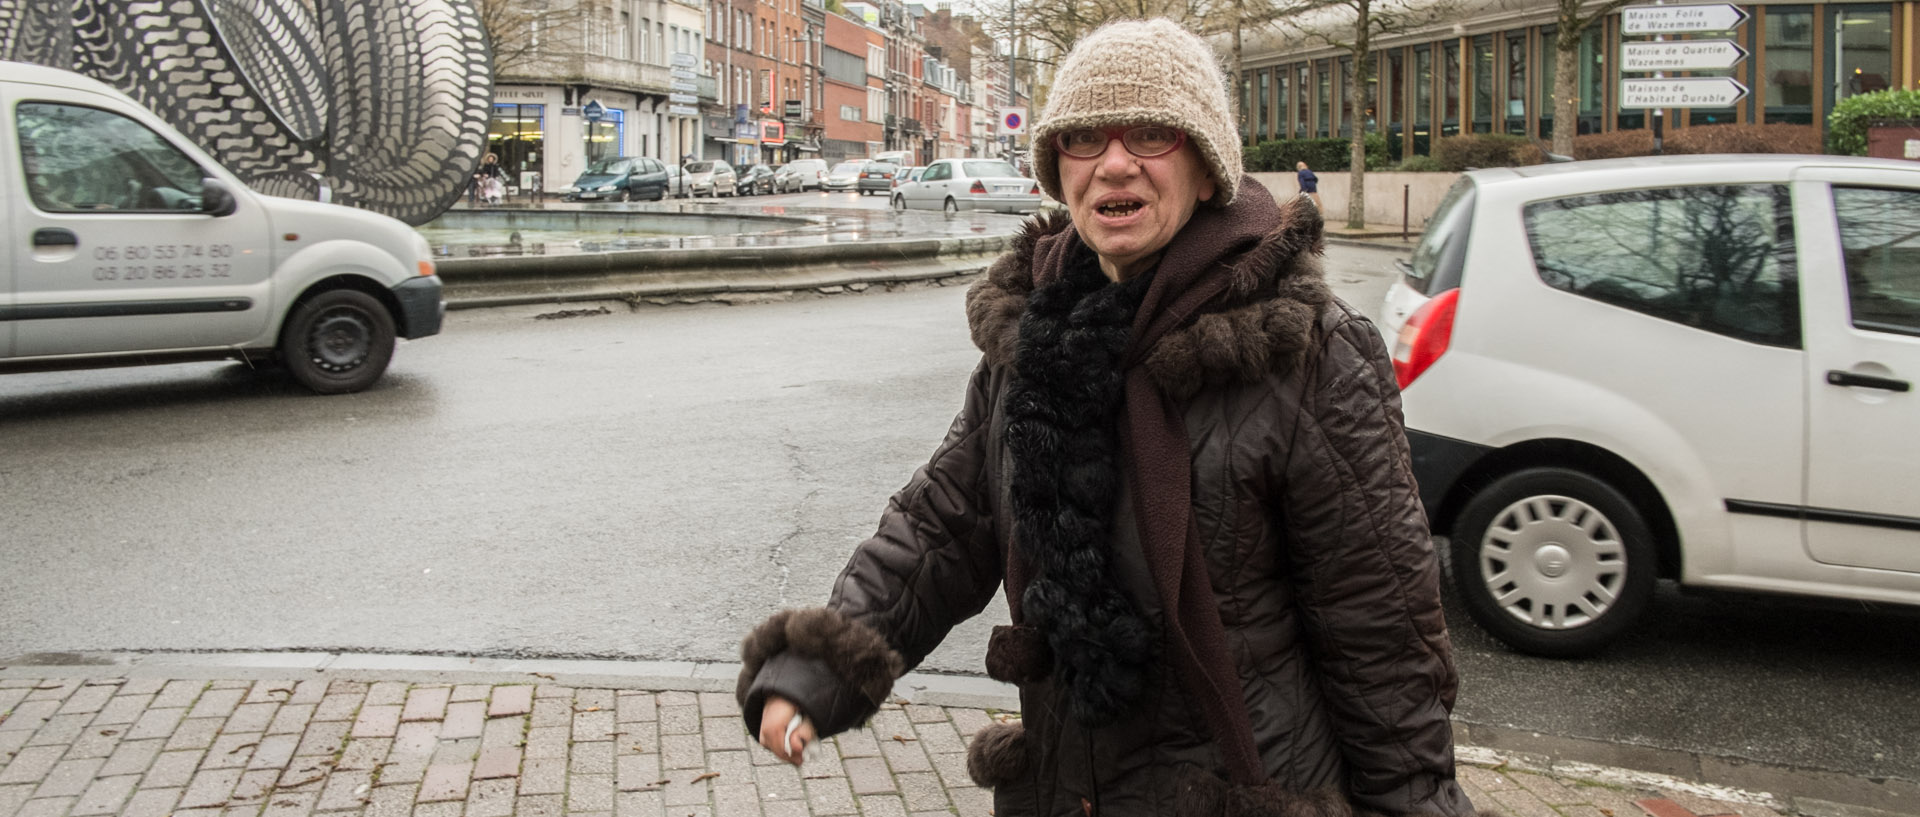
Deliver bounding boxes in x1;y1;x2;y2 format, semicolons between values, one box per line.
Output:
584;108;624;161
1338;56;1355;138
1414;46;1433;154
1257;70;1270;142
1443;41;1461;136
1505;33;1526;135
1765;8;1815;124
868;44;884;75
1275;66;1291;141
840;104;862;120
1294;64;1310;138
1538;26;1557;138
1316;61;1331;138
1828;6;1893;116
1471;35;1494;133
1388;49;1405;136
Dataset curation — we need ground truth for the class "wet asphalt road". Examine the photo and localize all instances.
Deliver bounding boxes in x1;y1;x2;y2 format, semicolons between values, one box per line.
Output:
1;242;1915;789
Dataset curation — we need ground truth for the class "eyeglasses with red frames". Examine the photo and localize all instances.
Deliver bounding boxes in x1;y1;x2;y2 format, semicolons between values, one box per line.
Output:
1054;126;1187;159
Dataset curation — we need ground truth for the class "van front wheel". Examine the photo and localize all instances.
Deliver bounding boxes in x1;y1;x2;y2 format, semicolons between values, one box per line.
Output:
280;289;397;395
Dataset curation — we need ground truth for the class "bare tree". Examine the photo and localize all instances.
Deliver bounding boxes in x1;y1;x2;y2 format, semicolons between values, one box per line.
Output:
1550;0;1633;156
1280;0;1453;229
479;0;589;77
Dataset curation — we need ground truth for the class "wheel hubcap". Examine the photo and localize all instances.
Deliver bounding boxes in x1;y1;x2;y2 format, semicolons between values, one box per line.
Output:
1477;495;1627;630
308;307;372;372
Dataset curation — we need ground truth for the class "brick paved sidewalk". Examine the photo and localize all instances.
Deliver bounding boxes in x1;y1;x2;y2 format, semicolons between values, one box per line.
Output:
0;677;1788;817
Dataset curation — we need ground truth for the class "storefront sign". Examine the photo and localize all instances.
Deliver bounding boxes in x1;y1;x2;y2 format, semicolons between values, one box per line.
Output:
1620;76;1749;107
582;100;605;122
1621;40;1747;71
1622;4;1748;34
784;99;803;121
760;120;785;145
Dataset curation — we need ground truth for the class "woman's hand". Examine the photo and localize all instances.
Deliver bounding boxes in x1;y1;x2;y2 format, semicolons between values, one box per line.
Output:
757;695;815;767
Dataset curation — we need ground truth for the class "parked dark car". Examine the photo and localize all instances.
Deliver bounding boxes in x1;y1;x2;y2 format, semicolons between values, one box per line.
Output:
856;160;900;195
736;164;776;195
563;156;668;202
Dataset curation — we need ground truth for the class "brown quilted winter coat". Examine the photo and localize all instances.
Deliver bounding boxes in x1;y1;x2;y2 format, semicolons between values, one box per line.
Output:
738;189;1472;817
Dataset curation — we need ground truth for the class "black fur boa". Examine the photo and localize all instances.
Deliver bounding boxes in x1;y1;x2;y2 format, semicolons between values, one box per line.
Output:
1003;240;1157;725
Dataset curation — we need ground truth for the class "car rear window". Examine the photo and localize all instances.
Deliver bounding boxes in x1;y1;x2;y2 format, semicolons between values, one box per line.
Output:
685;162;713;172
832;161;863;173
963;161;1020;178
1522;184;1800;348
1405;177;1474;296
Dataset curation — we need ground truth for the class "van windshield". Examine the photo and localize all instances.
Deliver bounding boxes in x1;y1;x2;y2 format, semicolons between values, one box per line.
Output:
585;158;634;175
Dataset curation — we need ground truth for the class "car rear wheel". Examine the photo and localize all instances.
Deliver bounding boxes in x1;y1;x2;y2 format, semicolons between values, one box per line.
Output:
1450;467;1658;658
943;197;957;214
279;288;396;395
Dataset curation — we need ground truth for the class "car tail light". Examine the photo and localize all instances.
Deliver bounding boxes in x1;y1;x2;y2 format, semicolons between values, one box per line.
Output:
1393;288;1459;389
970;180;987;194
1029;182;1040;195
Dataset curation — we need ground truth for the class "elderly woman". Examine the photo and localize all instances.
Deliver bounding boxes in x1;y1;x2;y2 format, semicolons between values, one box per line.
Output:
735;18;1475;817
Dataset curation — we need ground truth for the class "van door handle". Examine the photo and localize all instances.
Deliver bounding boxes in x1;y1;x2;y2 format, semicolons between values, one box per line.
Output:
33;228;77;247
1826;370;1911;392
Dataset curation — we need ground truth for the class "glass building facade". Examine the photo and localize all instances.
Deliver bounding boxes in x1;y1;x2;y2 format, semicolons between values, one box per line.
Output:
1237;0;1912;157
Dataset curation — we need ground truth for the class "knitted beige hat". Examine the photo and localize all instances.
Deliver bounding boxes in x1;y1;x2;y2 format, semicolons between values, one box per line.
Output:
1032;18;1242;207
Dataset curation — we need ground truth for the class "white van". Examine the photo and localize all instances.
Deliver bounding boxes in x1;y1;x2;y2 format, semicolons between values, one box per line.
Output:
1;62;443;394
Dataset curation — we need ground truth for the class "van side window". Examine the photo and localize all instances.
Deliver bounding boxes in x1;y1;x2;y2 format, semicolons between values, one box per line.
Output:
1521;184;1800;349
1832;187;1920;337
15;102;206;213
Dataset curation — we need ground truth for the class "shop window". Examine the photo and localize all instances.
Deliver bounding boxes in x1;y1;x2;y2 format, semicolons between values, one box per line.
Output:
489;103;545;187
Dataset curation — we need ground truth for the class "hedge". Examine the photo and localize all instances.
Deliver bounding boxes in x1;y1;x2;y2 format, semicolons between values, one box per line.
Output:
1244;134;1389;172
1827;89;1920;155
1574;123;1821;160
1431;134;1543;171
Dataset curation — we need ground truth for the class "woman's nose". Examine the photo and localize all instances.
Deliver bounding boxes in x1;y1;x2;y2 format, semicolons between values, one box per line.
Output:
1092;138;1137;178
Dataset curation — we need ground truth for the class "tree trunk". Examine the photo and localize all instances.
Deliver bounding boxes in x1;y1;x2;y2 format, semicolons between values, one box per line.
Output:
1552;10;1581;157
1346;2;1370;230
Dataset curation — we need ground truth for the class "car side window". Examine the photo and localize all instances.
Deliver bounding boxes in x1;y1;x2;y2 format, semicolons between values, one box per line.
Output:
925;163;949;181
1522;184;1800;348
16;101;206;213
1832;186;1920;337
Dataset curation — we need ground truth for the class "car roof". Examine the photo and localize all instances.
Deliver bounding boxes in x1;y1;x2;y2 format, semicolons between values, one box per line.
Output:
1;61;127;98
1471;153;1919;185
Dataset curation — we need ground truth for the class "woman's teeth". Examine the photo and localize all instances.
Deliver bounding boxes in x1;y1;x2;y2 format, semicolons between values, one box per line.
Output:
1098;201;1142;216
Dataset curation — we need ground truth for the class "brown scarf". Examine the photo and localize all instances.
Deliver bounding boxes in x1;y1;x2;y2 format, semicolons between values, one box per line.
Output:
1021;178;1284;786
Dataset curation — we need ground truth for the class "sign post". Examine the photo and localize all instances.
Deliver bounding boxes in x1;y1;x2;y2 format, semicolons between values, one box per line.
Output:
1619;2;1750;154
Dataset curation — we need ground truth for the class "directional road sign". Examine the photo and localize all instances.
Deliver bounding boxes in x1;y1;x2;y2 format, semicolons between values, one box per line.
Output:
1622;3;1749;34
1621;39;1748;71
1620;77;1749;108
667;105;699;117
668;93;698;105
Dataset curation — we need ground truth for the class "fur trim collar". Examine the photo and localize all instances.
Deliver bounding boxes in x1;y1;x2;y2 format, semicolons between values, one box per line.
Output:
965;196;1330;399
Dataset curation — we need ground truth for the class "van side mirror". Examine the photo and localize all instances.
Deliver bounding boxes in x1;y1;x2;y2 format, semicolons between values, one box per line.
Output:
199;178;237;216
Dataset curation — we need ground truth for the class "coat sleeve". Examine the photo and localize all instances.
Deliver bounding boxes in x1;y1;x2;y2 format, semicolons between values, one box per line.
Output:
1275;309;1474;817
739;360;1005;739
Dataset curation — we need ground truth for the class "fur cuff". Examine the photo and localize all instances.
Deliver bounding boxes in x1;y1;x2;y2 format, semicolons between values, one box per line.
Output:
984;625;1053;684
735;608;904;713
965;721;1029;789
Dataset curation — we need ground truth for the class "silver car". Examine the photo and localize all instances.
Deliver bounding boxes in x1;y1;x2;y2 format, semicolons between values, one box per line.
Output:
897;158;1040;214
684;160;736;197
821;160;864;192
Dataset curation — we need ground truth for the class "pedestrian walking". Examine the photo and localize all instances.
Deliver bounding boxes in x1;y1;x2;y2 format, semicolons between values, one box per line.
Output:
1296;160;1321;209
736;17;1476;817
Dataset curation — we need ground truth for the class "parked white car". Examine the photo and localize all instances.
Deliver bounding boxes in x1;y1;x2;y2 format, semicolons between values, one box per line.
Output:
0;62;442;394
684;160;736;197
896;158;1040;214
1379;154;1920;657
821;160;864;192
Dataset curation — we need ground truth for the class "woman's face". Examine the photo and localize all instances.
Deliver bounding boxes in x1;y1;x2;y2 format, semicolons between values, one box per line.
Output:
1058;128;1215;280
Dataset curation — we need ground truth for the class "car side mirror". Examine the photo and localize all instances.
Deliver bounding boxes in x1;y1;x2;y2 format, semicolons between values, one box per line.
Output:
200;177;237;216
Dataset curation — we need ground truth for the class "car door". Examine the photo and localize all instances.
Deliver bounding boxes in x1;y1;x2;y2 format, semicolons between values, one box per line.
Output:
6;92;272;358
0;100;12;358
915;161;951;207
1791;166;1920;575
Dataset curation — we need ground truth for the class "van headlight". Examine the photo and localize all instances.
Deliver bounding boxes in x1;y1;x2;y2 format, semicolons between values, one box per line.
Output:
596;184;619;192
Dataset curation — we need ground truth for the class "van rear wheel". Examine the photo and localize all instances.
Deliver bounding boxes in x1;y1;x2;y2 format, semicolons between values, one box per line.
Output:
279;289;396;395
1450;467;1658;657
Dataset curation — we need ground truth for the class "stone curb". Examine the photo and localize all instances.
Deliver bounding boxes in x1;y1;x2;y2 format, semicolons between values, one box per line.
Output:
2;654;1908;816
